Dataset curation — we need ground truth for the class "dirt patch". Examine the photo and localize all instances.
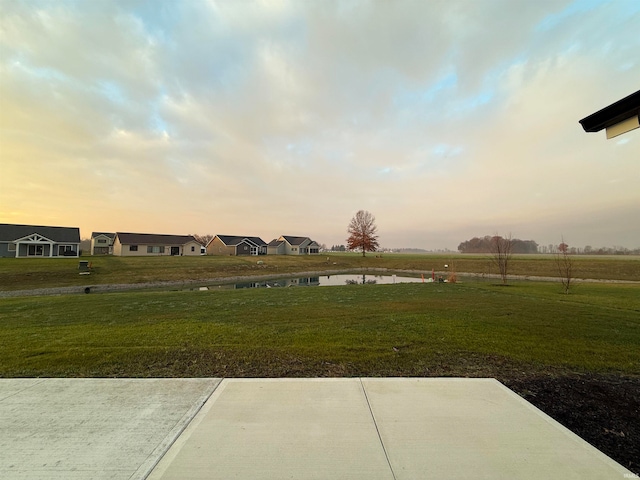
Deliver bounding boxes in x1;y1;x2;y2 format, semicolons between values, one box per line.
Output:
503;373;640;475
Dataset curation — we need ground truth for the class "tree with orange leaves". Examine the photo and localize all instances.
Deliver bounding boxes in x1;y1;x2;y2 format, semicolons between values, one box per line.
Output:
347;210;379;257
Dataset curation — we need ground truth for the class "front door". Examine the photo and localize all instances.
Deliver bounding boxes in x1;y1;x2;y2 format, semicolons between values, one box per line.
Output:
171;247;180;256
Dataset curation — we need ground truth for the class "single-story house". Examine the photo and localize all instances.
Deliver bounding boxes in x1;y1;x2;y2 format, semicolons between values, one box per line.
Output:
206;235;268;256
113;232;202;256
90;232;116;255
267;235;320;255
0;223;80;258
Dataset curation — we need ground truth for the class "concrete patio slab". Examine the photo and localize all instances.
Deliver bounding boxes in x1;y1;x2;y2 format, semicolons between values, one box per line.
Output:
0;378;632;479
149;378;632;480
362;378;629;480
0;378;221;480
147;378;394;480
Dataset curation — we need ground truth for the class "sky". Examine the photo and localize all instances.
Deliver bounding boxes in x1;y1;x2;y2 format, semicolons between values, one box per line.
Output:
1;0;639;251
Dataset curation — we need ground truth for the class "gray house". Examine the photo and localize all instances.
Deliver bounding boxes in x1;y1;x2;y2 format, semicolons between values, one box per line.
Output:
267;236;320;255
0;223;81;258
90;232;116;255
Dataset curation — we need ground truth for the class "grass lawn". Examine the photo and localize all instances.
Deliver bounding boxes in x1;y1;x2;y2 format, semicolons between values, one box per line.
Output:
1;281;638;378
2;261;639;472
1;252;639;291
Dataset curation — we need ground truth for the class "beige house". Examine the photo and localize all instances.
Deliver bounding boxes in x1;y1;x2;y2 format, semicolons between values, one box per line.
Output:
206;235;268;256
90;232;115;255
113;232;202;256
267;236;320;255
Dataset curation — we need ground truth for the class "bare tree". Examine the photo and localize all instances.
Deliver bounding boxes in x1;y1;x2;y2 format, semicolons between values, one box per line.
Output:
555;236;574;294
347;210;379;257
490;233;513;284
191;234;214;246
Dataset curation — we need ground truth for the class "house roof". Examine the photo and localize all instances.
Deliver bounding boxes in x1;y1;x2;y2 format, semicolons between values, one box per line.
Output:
579;89;640;133
267;239;285;247
215;235;267;247
91;232;116;239
115;232;197;245
281;235;313;246
0;223;80;243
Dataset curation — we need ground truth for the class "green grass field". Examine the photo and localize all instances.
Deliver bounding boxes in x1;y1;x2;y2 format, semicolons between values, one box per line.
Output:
1;281;638;378
3;254;638;472
1;252;639;291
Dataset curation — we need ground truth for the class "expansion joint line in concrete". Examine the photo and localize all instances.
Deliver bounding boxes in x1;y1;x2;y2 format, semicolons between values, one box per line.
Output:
140;380;223;480
360;379;397;480
0;379;45;403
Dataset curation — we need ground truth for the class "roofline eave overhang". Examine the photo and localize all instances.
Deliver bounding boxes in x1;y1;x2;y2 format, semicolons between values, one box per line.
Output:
579;90;640;133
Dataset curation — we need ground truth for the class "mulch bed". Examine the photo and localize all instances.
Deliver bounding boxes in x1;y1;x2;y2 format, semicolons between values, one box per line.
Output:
503;373;640;475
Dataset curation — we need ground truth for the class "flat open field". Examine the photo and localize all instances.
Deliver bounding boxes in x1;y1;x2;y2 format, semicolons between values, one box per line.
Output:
2;281;638;377
1;252;639;292
1;254;639;472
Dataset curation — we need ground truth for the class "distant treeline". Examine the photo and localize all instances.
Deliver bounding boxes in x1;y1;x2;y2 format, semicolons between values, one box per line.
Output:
458;236;538;254
558;246;640;255
458;236;640;255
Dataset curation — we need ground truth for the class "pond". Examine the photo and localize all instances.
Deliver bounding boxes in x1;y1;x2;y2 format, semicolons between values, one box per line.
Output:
196;273;437;290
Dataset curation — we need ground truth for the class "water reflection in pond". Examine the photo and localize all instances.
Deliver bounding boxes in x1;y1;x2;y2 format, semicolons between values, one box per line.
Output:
200;274;428;290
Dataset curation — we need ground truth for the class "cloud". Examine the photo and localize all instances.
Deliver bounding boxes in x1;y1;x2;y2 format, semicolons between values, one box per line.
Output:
0;0;638;249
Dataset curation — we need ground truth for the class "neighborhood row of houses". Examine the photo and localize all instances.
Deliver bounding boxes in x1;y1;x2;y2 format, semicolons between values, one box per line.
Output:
0;223;320;258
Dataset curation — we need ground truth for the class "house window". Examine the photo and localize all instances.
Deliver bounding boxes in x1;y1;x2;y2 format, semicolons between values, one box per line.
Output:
97;239;107;244
191;246;195;252
130;245;138;251
59;245;76;255
7;243;16;251
28;245;44;256
147;246;164;254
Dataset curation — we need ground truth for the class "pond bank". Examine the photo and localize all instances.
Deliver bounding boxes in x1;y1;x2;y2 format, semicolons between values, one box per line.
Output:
1;268;638;298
